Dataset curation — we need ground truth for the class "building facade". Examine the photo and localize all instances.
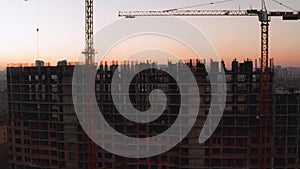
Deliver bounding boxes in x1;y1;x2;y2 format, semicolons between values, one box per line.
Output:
0;118;8;168
7;59;299;169
273;90;300;169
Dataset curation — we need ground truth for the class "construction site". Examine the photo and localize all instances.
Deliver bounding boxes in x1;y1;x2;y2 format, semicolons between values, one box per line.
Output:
4;0;300;169
5;58;300;169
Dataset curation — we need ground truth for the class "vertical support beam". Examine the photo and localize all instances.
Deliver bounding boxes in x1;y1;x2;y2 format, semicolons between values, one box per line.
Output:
36;28;39;60
259;21;270;169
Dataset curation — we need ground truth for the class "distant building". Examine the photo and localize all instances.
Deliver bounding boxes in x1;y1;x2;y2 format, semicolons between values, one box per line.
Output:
0;71;8;118
274;66;300;90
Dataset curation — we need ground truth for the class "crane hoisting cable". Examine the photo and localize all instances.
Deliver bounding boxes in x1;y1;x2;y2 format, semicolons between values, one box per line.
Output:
271;0;299;12
24;0;40;61
163;0;234;12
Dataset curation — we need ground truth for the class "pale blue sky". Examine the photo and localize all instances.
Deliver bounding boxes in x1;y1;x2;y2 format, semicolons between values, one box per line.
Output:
0;0;299;68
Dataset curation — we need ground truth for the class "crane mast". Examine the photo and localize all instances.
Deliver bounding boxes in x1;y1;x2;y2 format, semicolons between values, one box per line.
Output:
258;1;270;168
83;1;96;169
83;0;96;65
119;2;299;169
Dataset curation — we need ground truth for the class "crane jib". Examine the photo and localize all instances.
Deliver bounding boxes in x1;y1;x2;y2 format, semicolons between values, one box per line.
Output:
119;9;300;20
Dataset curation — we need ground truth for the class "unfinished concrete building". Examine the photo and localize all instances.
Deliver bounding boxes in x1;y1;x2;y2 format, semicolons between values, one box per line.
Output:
7;59;299;169
7;60;208;169
7;63;87;168
273;89;300;169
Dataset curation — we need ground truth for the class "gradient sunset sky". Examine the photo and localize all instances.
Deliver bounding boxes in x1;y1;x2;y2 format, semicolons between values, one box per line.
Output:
0;0;299;69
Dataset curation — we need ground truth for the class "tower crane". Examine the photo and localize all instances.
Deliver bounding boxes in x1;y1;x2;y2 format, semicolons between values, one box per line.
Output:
24;0;96;65
119;1;299;169
83;1;97;169
24;0;97;168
